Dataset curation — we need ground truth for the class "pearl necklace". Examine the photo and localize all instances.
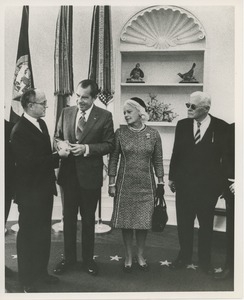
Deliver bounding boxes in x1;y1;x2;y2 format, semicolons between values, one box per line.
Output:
128;124;146;132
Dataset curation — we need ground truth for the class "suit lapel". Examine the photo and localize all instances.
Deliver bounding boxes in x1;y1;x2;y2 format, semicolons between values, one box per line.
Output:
200;115;214;144
77;105;99;143
188;119;195;144
69;107;79;142
22;116;48;140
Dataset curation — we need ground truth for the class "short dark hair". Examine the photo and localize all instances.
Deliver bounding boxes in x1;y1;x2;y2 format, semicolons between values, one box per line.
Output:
21;88;36;109
77;79;98;98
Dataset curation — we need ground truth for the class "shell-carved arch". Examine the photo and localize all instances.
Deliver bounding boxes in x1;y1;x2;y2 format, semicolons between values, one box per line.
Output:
120;6;206;49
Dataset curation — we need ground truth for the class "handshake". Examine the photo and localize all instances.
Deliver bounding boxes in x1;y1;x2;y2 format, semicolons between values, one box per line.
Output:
56;139;86;158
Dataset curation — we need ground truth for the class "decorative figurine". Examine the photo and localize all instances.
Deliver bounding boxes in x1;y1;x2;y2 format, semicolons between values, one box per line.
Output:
177;63;199;83
126;63;145;83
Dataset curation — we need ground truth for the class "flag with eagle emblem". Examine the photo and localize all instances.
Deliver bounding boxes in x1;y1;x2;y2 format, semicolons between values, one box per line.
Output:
10;6;34;123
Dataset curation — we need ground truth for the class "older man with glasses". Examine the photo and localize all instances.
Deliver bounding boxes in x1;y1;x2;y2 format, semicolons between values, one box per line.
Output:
10;88;69;292
168;91;229;274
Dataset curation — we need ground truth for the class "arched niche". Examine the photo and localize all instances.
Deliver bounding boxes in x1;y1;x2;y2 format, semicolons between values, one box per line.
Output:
120;6;206;49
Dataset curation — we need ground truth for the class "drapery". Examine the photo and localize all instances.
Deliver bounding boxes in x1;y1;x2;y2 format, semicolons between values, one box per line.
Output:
54;5;73;130
88;5;114;106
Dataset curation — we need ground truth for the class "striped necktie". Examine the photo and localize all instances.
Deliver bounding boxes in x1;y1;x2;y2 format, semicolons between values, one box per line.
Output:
76;112;86;141
194;121;201;144
194;122;201;144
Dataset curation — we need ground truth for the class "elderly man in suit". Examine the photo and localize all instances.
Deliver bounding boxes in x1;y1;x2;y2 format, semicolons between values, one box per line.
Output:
214;123;235;280
53;79;114;276
5;119;15;279
10;88;68;292
168;91;228;273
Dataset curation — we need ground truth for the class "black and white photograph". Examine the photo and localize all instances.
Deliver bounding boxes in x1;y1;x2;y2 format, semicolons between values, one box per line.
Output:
1;0;243;299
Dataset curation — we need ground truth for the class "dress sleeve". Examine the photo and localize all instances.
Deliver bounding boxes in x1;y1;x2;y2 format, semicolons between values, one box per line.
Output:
108;129;121;177
152;130;164;177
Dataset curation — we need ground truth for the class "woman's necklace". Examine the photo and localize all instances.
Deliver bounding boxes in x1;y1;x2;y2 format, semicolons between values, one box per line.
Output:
128;124;146;132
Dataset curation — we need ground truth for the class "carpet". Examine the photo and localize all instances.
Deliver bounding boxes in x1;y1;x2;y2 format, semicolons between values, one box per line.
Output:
5;222;234;293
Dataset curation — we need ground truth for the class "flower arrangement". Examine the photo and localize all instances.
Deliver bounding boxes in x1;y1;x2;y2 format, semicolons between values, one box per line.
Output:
147;93;178;122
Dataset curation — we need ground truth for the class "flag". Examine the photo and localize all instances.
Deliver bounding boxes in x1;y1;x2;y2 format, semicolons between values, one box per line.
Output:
54;5;73;130
88;6;114;107
10;6;34;123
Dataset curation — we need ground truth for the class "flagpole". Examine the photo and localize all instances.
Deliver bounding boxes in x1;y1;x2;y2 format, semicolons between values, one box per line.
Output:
88;6;114;234
10;5;34;233
52;6;74;233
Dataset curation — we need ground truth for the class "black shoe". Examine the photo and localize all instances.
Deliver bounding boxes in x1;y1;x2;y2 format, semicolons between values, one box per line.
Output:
84;261;98;276
23;285;37;293
135;258;149;272
122;264;132;273
41;274;60;284
5;266;14;278
214;268;233;280
137;262;150;272
53;259;75;275
169;259;189;270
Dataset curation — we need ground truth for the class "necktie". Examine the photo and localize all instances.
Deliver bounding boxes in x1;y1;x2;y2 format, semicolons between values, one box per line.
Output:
37;118;48;135
76;112;86;141
194;121;201;144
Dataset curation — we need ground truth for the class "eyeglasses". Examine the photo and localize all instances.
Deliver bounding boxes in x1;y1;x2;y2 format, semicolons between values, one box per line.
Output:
185;103;205;110
30;101;48;107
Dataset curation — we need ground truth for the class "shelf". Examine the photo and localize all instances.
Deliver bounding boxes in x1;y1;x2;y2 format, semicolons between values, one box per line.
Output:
120;121;176;127
147;122;176;127
121;83;203;87
121;50;205;55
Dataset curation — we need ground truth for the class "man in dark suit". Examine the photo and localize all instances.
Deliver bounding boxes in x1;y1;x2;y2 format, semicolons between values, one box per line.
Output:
10;88;68;292
5;119;16;278
214;123;235;280
168;91;228;273
53;79;114;276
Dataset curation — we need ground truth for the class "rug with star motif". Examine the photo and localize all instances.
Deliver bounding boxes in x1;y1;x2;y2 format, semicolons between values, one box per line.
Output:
5;222;234;293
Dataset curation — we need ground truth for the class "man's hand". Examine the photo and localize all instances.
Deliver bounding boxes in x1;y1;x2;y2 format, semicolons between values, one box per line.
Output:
168;180;176;193
69;143;86;156
58;148;70;158
56;140;70;152
108;186;116;197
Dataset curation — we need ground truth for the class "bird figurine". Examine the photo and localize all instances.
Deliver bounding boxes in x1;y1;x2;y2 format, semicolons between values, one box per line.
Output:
177;63;198;83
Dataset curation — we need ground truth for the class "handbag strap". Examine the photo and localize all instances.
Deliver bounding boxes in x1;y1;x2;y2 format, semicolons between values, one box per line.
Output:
154;195;167;208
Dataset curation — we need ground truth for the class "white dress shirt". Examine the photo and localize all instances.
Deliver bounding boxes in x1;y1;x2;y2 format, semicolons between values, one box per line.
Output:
24;112;42;132
193;114;211;141
75;104;94;129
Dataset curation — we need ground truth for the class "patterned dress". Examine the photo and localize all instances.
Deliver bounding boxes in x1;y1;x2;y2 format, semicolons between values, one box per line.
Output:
108;125;164;229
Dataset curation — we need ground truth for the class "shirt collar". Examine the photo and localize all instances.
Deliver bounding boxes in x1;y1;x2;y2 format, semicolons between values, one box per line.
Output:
23;112;39;125
77;104;94;119
194;114;210;125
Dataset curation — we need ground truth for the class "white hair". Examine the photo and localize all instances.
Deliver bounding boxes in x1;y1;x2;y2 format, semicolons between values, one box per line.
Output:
124;99;149;123
190;91;211;107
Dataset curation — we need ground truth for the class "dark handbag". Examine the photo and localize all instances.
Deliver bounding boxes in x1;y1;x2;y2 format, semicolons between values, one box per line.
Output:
152;192;168;232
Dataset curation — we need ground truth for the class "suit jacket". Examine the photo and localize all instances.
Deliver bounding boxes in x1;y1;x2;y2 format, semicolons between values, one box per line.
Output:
169;115;229;198
10;116;59;205
222;123;235;199
55;105;115;189
5;120;16;196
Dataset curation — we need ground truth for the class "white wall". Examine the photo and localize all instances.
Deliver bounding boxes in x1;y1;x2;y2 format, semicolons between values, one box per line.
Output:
5;5;235;128
4;5;235;226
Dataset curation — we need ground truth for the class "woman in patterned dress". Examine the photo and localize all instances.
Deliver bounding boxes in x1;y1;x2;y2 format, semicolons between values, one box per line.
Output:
108;97;164;272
